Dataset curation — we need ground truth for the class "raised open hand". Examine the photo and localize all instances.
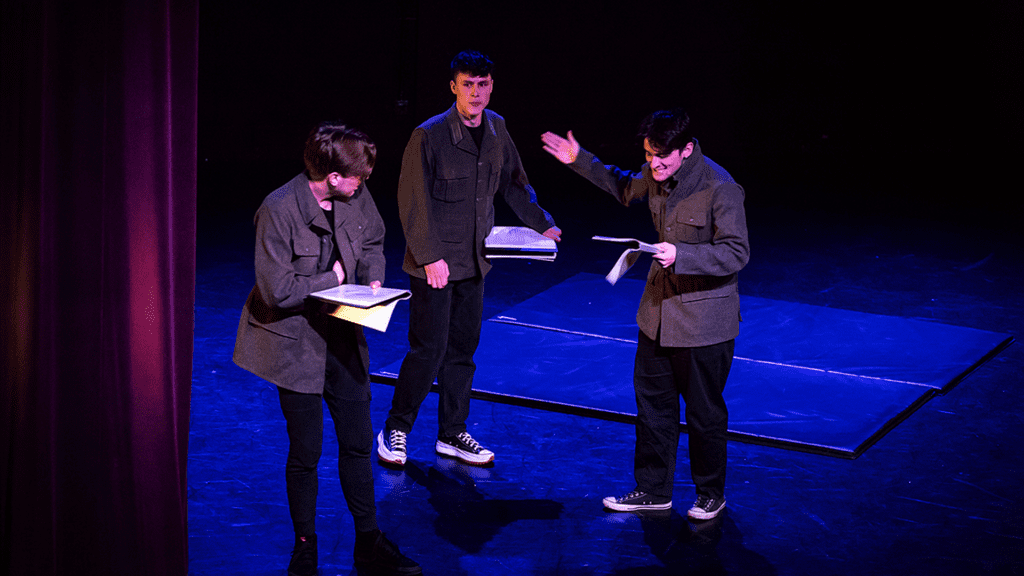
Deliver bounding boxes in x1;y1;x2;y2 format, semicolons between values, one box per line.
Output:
541;130;580;164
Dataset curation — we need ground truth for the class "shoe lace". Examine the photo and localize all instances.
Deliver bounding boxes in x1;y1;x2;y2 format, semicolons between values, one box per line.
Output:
694;495;711;509
619;490;645;502
388;429;407;452
456;432;482;451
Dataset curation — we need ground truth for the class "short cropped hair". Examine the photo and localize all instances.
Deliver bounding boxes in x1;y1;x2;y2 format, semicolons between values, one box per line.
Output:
303;122;376;181
637;108;693;155
451;50;494;81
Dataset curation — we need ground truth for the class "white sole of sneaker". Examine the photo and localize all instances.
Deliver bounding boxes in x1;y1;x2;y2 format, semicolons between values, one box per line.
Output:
376;430;407;466
434;440;494;465
603;498;673;512
687;500;726;520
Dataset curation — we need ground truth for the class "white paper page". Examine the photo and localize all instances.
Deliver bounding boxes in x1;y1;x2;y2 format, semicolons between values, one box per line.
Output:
605;249;642;285
310;285;411;309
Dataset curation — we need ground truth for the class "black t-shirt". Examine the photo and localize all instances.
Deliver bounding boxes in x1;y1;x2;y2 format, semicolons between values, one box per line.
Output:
466;122;485;151
321;207;339;268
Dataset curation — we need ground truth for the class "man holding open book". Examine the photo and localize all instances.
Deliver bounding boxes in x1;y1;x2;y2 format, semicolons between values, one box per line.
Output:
542;108;749;521
378;50;561;469
233;122;420;576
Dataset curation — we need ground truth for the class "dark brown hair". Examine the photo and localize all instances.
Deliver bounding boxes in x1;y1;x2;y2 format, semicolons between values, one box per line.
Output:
451;50;494;81
303;122;376;181
637;108;693;155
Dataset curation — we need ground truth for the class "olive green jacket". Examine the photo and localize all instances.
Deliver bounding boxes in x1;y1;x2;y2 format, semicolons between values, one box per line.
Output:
398;105;556;280
233;173;385;392
569;143;749;347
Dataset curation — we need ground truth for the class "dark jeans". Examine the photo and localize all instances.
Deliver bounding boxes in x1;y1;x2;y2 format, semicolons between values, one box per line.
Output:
386;274;484;438
633;331;734;501
278;343;377;536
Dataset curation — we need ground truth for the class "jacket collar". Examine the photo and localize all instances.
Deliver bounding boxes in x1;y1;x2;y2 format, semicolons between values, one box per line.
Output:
445;104;497;155
660;140;705;197
292;172;326;229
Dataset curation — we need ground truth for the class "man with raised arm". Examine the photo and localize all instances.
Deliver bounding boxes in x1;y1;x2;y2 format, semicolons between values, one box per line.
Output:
541;109;749;520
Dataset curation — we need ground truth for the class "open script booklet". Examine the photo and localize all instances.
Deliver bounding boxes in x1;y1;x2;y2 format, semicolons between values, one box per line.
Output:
484;226;557;261
309;285;411;332
592;236;660;285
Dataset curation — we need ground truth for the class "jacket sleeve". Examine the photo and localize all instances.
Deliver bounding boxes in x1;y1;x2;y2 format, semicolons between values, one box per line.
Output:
253;203;338;311
497;126;556;233
568;148;651;205
397;128;442;267
356;185;386;285
673;183;749;276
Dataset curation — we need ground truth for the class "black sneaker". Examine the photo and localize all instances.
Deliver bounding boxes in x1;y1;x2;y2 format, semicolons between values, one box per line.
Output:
687;495;726;520
288;533;317;576
353;530;422;575
377;428;408;466
603;490;672;512
435;431;494;465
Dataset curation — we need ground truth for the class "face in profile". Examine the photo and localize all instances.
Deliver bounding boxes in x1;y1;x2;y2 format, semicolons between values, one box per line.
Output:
327;173;367;198
451;73;493;123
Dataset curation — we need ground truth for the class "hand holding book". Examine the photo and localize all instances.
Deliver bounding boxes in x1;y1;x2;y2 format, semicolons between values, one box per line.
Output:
309;285;412;332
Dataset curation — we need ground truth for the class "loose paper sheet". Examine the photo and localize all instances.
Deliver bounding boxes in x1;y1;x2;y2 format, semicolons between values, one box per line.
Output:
592;236;659;285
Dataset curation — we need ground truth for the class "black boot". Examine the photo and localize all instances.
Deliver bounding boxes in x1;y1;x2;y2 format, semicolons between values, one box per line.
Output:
353;530;421;575
288;533;317;576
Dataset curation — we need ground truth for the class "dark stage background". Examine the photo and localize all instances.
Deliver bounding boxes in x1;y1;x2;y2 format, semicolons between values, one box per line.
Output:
199;1;1022;228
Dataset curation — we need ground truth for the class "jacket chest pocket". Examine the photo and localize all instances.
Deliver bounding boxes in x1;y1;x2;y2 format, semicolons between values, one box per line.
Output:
431;176;474;243
432;175;471;204
665;208;709;244
292;235;326;276
337;209;368;251
433;157;482;203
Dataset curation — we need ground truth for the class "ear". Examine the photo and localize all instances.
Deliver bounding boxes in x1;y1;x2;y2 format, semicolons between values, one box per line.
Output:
450;80;457;95
682;141;694;158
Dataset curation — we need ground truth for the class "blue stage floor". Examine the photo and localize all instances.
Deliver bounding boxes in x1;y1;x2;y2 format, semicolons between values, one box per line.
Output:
373;273;1010;458
189;202;1024;575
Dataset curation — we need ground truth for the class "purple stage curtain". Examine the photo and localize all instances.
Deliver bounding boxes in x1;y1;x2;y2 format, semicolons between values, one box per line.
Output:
1;0;197;574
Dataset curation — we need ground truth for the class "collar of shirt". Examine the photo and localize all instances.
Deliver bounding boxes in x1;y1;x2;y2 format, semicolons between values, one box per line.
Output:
658;140;704;197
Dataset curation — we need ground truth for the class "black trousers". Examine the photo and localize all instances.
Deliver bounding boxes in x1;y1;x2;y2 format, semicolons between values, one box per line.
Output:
633;330;734;501
386;274;484;438
278;344;377;536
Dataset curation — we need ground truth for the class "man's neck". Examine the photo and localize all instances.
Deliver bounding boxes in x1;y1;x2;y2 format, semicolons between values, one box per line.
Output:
308;179;333;210
457;108;483;127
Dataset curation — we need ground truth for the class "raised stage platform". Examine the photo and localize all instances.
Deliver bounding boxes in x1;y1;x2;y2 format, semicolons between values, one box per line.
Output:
373;273;1012;458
